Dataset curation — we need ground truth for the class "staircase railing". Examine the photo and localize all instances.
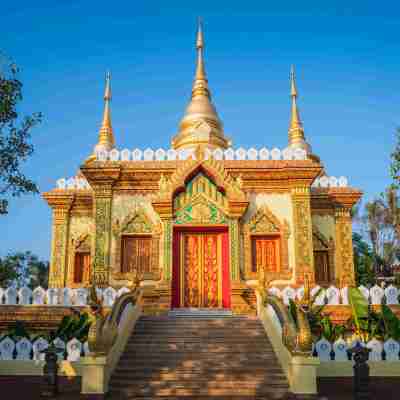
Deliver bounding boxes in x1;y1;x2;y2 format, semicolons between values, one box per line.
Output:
258;288;313;356
80;284;144;395
256;287;319;397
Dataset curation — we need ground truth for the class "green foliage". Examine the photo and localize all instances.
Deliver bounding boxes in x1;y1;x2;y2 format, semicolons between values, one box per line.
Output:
1;312;92;343
55;312;91;343
0;56;42;214
394;273;400;288
0;251;49;288
360;188;400;277
348;287;369;334
381;304;400;340
390;127;400;189
2;320;30;341
353;233;376;286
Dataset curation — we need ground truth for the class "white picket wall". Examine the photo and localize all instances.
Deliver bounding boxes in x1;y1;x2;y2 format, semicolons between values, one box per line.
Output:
55;148;353;191
91;147;308;163
0;284;397;306
0;336;89;361
314;337;400;362
267;284;399;306
0;286;130;307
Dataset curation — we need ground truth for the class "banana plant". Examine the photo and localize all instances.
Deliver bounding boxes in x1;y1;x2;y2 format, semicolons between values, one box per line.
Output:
348;287;369;339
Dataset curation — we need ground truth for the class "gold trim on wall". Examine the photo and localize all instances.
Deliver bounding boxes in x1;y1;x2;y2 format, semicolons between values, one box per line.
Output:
243;205;291;281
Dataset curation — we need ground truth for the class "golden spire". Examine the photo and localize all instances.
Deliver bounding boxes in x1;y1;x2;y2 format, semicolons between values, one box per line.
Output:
288;65;306;146
97;71;115;150
171;19;230;151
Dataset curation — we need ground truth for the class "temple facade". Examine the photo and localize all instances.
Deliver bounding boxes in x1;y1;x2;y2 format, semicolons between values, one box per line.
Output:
43;24;361;314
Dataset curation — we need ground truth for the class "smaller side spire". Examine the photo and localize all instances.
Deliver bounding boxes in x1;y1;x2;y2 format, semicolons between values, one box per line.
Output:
288;66;311;154
96;71;115;150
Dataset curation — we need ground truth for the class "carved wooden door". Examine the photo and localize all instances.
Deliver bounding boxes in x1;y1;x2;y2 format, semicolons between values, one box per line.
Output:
74;252;90;284
181;232;222;308
314;250;330;283
121;235;151;274
251;236;280;273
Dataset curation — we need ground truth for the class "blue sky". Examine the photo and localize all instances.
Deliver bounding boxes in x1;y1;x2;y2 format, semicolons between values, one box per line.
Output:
1;2;399;259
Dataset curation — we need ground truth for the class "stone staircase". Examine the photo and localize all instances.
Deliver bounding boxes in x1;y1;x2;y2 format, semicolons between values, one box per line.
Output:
108;315;292;399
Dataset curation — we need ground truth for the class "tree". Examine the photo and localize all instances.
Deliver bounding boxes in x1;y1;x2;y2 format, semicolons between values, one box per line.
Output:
390;128;400;189
362;188;400;275
0;55;42;214
0;251;49;288
352;232;376;286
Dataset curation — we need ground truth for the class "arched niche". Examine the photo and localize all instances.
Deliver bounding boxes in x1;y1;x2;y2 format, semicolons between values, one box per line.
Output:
67;233;91;287
312;227;335;285
112;207;161;281
243;205;291;281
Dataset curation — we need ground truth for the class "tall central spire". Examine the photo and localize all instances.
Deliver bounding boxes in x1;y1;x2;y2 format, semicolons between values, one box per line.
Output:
288;65;311;154
87;72;116;162
172;20;230;151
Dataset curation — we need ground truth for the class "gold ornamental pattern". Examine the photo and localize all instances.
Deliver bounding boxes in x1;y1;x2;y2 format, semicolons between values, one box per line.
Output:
292;188;315;284
93;197;112;285
335;208;356;286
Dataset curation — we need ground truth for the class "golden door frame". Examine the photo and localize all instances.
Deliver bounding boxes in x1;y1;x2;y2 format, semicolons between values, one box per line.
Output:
312;228;335;285
243;205;291;281
179;231;223;308
66;233;91;288
112;207;161;281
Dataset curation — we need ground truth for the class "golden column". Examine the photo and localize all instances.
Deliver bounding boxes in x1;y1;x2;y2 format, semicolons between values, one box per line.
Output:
291;186;315;284
91;182;114;286
334;206;356;287
43;193;74;287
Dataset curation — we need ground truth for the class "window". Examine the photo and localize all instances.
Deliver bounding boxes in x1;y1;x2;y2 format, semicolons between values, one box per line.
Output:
251;236;280;274
314;250;330;283
121;236;152;274
74;252;90;283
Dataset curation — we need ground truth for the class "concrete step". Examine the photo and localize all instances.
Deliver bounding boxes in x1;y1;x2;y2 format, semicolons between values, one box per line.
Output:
109;315;290;399
107;387;290;397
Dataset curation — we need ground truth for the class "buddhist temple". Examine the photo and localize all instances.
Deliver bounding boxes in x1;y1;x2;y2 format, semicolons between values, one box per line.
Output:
42;22;362;314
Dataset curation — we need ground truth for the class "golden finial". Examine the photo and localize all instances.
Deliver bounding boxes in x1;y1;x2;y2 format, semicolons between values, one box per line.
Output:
288;65;305;145
87;72;115;161
171;20;230;151
98;71;115;148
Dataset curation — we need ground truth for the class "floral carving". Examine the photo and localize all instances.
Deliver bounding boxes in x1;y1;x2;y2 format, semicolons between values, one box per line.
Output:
334;208;356;286
292;189;315;284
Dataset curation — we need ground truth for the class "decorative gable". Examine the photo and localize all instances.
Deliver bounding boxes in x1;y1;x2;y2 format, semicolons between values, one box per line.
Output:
174;173;228;224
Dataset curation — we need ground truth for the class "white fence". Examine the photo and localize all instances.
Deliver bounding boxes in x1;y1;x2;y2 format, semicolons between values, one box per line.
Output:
314;337;400;362
312;175;348;188
0;284;398;307
267;284;399;306
93;147;308;162
0;336;88;361
0;286;130;307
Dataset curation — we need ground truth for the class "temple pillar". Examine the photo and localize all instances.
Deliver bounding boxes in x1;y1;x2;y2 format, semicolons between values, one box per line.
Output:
151;201;173;282
47;195;74;288
334;206;356;287
229;218;240;281
92;182;114;286
291;186;315;284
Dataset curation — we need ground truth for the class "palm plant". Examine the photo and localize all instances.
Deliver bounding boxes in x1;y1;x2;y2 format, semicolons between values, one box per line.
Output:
362;188;400;276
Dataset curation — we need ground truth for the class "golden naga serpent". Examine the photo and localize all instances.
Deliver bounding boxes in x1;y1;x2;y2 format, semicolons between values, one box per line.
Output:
258;269;313;356
86;271;143;356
